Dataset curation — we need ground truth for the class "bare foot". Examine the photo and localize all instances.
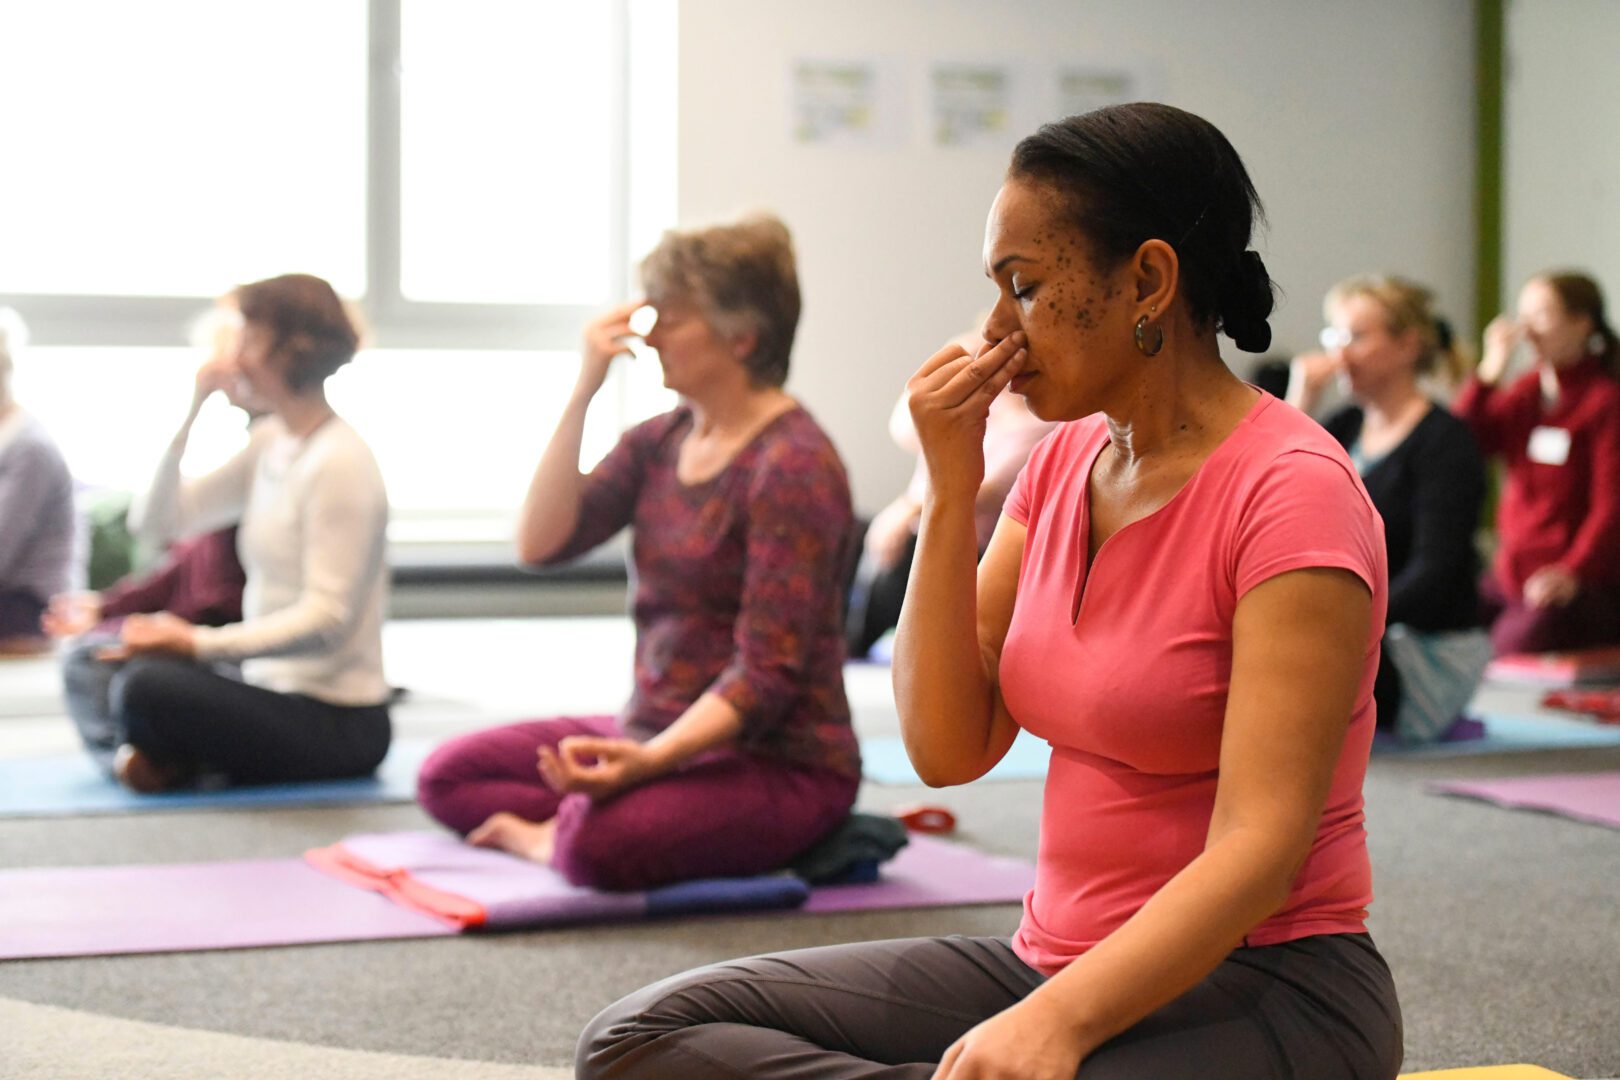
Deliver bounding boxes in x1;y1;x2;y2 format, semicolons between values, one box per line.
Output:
466;812;558;864
112;744;185;794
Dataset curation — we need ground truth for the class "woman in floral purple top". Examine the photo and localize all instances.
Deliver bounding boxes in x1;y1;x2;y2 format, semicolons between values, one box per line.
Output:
417;213;861;890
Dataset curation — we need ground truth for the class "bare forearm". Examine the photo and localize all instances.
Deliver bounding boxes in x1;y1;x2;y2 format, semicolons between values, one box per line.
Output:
128;404;203;545
641;692;744;776
1032;828;1306;1057
516;388;593;564
893;490;997;785
1285;358;1323;414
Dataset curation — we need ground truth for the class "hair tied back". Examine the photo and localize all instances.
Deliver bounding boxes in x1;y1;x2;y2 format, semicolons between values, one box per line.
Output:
1220;250;1275;353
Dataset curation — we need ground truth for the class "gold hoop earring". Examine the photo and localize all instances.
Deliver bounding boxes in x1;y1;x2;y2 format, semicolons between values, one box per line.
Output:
1135;315;1164;357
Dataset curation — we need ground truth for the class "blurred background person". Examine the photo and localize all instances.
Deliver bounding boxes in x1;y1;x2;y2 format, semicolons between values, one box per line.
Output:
0;308;75;656
101;274;391;793
417;214;862;891
43;305;252;772
1290;275;1488;743
1455;271;1620;656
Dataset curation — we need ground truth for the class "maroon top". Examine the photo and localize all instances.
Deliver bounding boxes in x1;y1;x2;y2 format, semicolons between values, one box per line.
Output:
1454;356;1620;596
100;527;246;627
544;406;860;779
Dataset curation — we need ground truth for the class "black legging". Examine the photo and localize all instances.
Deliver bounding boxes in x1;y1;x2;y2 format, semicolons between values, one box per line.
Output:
107;655;391;785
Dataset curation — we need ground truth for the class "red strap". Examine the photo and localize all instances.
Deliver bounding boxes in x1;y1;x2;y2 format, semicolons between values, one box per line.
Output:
304;844;487;929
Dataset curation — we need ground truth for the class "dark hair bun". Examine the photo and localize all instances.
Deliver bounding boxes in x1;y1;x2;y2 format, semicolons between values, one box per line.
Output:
1219;250;1274;353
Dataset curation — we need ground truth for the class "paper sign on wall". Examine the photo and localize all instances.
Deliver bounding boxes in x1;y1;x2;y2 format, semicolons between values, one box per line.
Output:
930;63;1012;148
791;58;906;146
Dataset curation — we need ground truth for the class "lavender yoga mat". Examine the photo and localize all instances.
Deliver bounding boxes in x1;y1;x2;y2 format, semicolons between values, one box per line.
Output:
0;834;1033;961
0;859;453;960
1428;771;1620;830
319;831;805;927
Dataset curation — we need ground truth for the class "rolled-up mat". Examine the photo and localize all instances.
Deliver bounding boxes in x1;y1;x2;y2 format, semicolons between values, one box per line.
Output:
1428;771;1620;831
0;833;1034;960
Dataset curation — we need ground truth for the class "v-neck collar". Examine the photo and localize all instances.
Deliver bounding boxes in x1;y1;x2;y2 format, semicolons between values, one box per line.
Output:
1069;391;1273;624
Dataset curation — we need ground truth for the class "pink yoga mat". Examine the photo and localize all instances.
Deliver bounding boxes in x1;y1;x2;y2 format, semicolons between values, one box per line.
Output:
1429;771;1620;830
0;835;1033;961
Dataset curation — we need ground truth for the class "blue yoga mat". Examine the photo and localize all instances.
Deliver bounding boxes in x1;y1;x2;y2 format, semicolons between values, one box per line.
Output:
0;739;433;818
861;730;1050;784
1374;712;1620;757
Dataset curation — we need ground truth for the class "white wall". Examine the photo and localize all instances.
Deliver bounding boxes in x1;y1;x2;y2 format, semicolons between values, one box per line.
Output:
1503;0;1620;311
676;0;1476;511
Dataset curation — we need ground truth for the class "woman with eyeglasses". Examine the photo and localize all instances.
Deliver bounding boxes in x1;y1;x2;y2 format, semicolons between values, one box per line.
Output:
1454;271;1620;657
1288;276;1488;743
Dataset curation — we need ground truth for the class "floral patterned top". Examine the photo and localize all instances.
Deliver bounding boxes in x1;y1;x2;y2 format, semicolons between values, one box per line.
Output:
544;405;861;780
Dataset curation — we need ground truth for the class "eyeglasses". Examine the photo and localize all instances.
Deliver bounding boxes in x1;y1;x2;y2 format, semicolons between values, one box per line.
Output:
1319;327;1351;350
1318;325;1387;351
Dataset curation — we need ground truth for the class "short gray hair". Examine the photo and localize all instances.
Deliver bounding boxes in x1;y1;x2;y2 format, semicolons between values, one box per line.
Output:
638;212;801;388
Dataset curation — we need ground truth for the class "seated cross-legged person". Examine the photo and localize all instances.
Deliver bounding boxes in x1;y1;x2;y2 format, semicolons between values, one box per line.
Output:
1290;275;1489;743
1457;271;1620;656
578;104;1402;1080
416;213;861;892
0;309;75;656
102;274;391;793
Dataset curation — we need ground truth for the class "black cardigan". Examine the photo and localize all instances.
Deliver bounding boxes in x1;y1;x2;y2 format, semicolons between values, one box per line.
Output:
1323;403;1486;632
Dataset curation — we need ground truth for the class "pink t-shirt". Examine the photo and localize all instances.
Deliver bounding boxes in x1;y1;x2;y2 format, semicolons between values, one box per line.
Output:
1000;392;1387;977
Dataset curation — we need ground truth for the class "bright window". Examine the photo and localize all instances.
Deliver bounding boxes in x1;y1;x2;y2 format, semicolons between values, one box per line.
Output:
0;1;368;298
399;1;619;305
0;0;677;544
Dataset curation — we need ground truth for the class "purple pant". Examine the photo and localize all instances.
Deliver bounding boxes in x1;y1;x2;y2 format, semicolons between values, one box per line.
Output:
416;716;859;892
1480;571;1620;655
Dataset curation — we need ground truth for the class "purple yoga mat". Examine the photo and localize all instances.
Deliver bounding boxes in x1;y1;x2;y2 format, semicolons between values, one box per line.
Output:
331;831;1033;920
0;835;1034;961
0;859;452;960
1429;771;1620;830
805;835;1035;913
335;831;648;925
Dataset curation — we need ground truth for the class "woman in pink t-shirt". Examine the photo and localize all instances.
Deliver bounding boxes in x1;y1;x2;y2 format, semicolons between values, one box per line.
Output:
579;104;1402;1079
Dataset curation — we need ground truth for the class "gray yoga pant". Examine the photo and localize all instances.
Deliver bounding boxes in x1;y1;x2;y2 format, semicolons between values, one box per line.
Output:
577;932;1402;1078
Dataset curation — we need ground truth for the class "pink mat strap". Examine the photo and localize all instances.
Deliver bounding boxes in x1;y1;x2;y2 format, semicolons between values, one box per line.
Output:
304;843;487;929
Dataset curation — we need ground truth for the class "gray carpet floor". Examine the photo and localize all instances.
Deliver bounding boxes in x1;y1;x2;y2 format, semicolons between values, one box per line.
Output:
1;618;1617;1077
